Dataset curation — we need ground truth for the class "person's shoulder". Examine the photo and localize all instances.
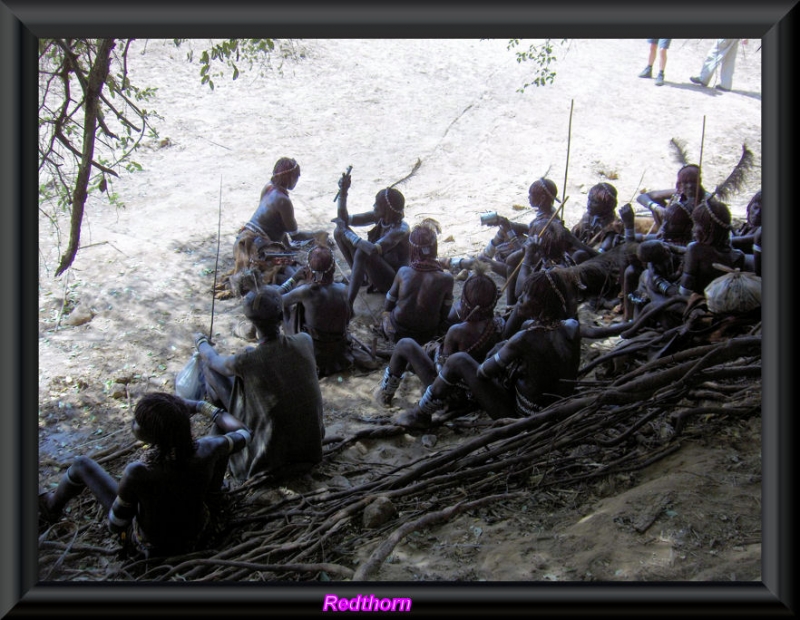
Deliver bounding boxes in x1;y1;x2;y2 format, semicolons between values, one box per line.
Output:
121;459;151;482
286;331;314;347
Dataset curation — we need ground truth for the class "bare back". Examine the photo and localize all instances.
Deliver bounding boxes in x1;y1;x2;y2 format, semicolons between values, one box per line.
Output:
117;436;231;553
387;266;454;336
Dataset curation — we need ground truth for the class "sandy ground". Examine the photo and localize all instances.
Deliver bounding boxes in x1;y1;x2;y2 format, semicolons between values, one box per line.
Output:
37;39;762;583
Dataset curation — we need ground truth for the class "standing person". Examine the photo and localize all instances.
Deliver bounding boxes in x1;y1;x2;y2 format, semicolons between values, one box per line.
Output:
638;39;671;86
39;392;252;558
332;171;410;313
690;39;748;92
195;285;325;483
380;222;454;346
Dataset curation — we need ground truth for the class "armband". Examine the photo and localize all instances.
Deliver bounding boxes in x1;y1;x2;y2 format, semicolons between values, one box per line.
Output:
752;244;761;253
344;229;361;247
476;363;489;379
278;277;297;294
385;292;398;303
492;352;509;368
374;243;383;256
200;401;223;421
436;370;456;387
649;201;660;211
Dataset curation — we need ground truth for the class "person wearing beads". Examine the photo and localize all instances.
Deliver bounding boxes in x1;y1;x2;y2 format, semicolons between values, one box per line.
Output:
394;269;581;430
233;157;321;281
478;177;580;306
374;264;504;408
332;170;410;312
678;197;746;296
731;189;762;274
636;164;709;247
570;182;626;262
379;221;454;346
279;244;355;377
475;177;563;277
194;285;324;483
620;164;709;321
38;392;252;558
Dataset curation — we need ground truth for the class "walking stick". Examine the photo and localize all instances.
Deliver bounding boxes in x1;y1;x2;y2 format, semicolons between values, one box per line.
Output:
208;176;223;342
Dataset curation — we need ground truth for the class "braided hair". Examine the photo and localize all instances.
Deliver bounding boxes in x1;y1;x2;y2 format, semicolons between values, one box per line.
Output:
529;178;558;211
460;263;499;321
693;197;733;248
307;245;336;284
134;393;197;466
374;187;405;224
517;269;571;326
271;157;300;189
409;222;441;270
587;182;618;217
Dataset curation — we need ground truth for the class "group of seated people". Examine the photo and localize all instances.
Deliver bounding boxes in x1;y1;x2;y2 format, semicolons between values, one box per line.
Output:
39;156;762;561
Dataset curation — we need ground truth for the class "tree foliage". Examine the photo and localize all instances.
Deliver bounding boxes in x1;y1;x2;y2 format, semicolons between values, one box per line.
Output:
174;38;303;90
39;38;160;276
507;39;569;92
39;38;291;277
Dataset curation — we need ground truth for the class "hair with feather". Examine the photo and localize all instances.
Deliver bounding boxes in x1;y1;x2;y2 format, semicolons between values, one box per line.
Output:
669;138;690;168
712;144;755;202
418;217;442;235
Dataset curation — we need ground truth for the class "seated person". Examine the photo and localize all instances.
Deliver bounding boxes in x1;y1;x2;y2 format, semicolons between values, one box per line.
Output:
679;198;746;296
332;171;410;312
380;222;454;346
194;285;325;483
395;269;581;430
731;189;761;273
279;244;354;377
478;177;563;278
232;157;319;285
636;163;709;246
628;239;684;327
570;182;625;262
375;265;504;407
39;392;252;558
623;164;710;320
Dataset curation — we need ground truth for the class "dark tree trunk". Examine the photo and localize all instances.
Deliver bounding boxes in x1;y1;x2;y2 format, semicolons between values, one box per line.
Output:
55;38;116;277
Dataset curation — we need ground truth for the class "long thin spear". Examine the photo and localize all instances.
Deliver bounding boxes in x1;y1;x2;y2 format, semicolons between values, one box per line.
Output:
694;116;706;208
208;176;223;342
538;98;574;236
499;100;574;295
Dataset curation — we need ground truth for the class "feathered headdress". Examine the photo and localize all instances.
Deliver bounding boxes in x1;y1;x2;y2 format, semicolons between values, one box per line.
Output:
669;138;690;168
710;144;755;202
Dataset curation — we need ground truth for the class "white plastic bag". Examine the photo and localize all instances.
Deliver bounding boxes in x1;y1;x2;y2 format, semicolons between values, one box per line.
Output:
175;352;204;400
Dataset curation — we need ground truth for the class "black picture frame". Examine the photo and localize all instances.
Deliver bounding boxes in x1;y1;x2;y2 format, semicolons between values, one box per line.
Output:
4;1;795;616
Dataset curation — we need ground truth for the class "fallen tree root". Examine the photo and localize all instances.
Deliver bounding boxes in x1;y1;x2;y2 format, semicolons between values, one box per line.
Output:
352;492;523;581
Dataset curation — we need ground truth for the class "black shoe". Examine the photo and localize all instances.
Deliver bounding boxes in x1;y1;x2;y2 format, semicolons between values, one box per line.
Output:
690;76;705;86
654;72;665;86
715;85;731;92
638;66;652;79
